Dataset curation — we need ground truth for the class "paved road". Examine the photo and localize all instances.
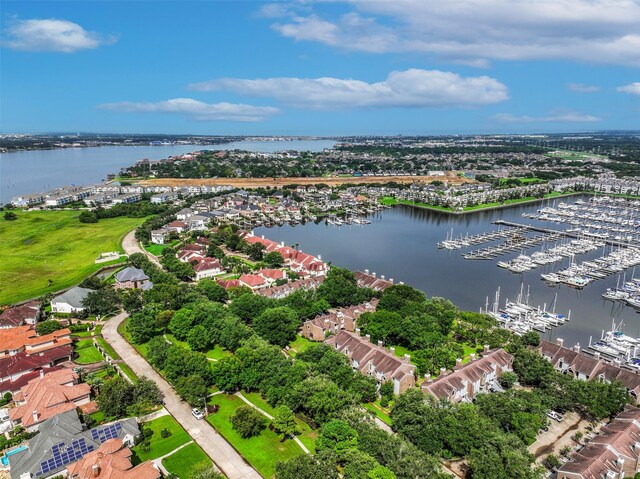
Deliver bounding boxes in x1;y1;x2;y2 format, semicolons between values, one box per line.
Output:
103;312;262;479
122;230;162;267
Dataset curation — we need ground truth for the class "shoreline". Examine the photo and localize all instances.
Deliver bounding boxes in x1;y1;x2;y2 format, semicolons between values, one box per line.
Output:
383;191;639;215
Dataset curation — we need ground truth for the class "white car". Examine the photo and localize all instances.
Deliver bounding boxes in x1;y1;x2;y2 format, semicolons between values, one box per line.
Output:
192;408;205;420
546;411;563;422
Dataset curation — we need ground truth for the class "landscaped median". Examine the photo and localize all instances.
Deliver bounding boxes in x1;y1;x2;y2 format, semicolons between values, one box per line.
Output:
206;394;311;478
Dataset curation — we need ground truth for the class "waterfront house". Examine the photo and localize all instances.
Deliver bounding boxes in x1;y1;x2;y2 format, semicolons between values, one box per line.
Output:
111;193;141;204
557;405;640;479
257;275;326;299
238;274;267;290
114;267;150;290
325;330;416;394
11;193;45;207
539;339;640;401
8;410;140;479
354;271;394;291
9;369;91;432
51;287;93;314
421;347;513;403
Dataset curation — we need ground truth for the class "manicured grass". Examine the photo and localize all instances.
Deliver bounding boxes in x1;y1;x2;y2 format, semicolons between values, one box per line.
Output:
133;415;191;462
242;391;317;453
207;394;305;478
95;337;120;360
364;402;392;427
143;240;178;257
74;339;104;364
162;442;212;479
71;325;102;338
206;345;231;360
288;335;315;357
118;363;138;382
0;210;145;305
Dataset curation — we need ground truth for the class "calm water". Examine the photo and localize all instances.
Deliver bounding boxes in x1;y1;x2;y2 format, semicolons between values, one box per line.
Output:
0;139;335;203
256;199;640;348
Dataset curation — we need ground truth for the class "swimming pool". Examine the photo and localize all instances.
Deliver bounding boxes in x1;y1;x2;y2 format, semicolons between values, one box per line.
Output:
1;445;28;466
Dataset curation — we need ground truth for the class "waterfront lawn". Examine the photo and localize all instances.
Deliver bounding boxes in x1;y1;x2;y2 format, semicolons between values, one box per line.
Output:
74;339;103;364
133;415;191;462
0;210;145;305
242;391;317;453
287;335;315;357
207;394;305;478
162;442;211;479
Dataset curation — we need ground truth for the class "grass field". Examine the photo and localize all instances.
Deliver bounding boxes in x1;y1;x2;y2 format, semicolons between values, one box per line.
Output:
162;442;212;479
0;210;145;305
287;335;315;357
364;402;393;426
132;415;191;462
207;394;305;478
74;339;104;364
143;240;178;257
242;391;317;453
94;337;120;359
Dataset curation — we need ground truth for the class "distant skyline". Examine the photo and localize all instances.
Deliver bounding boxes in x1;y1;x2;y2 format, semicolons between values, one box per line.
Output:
2;1;639;135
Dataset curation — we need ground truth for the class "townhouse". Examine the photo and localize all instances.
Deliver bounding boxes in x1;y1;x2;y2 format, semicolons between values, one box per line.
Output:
0;301;41;328
302;299;379;341
421;347;513;403
0;326;72;359
539;339;640;402
326;330;416;394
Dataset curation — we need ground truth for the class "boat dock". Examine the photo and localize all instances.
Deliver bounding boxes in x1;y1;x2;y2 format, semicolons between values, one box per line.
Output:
493;220;635;248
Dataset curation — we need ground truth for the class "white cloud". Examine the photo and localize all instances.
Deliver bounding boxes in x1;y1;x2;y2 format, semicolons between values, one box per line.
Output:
188;69;509;109
3;18;115;52
567;83;600;93
494;111;601;123
99;98;279;122
617;82;640;95
265;0;640;67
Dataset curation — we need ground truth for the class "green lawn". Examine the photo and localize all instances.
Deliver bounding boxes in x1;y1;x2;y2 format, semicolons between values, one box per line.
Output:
74;339;104;364
143;240;178;257
207;394;305;478
133;415;191;462
90;411;105;424
71;325;102;338
206;345;231;360
364;402;392;427
162;442;212;479
0;210;145;305
242;392;317;453
288;335;315;357
118;363;138;382
95;337;120;359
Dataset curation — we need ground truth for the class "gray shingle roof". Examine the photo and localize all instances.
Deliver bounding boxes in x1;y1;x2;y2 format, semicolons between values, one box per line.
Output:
9;410;139;479
51;287;93;309
115;267;149;283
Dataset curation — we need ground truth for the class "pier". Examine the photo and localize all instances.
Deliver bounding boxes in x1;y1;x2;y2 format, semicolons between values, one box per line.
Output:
493;220;635;248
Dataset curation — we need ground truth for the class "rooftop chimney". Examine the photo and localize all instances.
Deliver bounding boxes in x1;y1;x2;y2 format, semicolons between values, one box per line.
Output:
381;275;385;280
399;281;404;285
318;255;322;260
365;269;370;274
92;464;100;478
390;347;395;354
365;334;371;342
261;235;265;239
424;374;431;382
39;369;44;379
389;278;394;284
483;344;490;354
456;358;463;366
32;411;39;422
372;272;377;278
356;328;361;335
377;340;383;348
439;367;447;377
403;354;410;363
573;343;581;353
594;352;601;360
557;338;564;347
469;353;476;361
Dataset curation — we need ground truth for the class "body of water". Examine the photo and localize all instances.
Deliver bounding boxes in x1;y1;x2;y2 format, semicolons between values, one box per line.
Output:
0;139;335;203
256;198;640;348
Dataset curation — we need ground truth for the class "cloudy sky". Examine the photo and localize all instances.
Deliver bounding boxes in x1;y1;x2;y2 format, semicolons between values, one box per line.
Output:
2;1;639;134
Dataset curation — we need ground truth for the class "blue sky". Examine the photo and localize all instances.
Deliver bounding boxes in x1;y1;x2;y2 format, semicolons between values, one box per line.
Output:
1;0;639;135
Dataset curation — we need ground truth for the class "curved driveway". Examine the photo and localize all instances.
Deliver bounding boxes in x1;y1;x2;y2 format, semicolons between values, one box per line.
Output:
114;229;261;479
